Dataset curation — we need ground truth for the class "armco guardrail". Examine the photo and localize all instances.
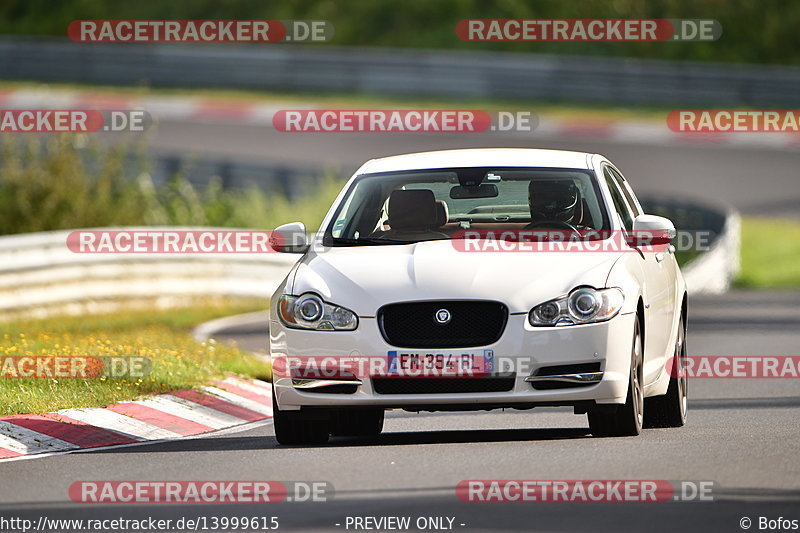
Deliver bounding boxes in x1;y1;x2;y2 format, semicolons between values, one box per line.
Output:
680;209;741;295
2;37;800;107
641;197;740;295
0;228;297;320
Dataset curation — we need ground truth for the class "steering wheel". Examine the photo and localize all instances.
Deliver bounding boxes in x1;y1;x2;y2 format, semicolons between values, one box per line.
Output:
526;220;579;233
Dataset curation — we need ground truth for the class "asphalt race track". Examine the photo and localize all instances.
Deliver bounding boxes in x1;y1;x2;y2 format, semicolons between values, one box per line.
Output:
2;122;799;532
1;291;799;532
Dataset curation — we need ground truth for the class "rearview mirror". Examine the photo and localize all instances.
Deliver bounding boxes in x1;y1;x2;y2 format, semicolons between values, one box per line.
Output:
270;222;310;253
631;215;676;247
450;184;499;199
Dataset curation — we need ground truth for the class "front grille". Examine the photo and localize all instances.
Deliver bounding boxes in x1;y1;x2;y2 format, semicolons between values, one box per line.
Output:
372;374;516;395
378;300;508;348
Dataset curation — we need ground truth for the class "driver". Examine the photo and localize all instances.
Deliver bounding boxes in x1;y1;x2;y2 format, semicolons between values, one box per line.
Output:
526;179;583;228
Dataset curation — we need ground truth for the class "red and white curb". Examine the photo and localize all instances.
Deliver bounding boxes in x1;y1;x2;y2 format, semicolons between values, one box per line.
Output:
0;88;289;126
1;87;799;150
0;376;272;461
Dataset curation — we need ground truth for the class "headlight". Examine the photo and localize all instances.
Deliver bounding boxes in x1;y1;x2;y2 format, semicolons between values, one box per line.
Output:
278;293;358;331
529;287;624;327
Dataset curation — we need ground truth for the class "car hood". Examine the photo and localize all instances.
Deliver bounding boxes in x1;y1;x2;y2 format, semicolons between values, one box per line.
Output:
291;240;623;315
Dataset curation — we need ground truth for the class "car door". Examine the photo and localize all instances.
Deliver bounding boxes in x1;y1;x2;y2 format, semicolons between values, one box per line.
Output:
602;166;674;385
609;166;680;332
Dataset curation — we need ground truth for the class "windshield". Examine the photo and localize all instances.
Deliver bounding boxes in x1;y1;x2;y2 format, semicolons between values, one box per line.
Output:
324;167;609;245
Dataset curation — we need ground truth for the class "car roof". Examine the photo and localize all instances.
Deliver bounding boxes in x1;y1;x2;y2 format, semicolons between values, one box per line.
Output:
357;148;595;174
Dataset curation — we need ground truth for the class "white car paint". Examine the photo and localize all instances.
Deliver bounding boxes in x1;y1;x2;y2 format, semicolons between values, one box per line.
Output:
269;148;686;423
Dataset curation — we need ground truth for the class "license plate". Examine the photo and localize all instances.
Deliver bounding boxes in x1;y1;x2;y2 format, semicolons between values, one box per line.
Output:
387;350;494;376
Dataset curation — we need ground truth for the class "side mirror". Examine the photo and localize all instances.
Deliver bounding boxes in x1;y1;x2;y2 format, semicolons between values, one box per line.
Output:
631;215;676;247
270;222;310;253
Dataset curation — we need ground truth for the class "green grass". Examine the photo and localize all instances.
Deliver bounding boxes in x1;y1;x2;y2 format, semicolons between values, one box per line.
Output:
735;217;800;289
674;250;702;268
0;299;268;416
0;133;345;235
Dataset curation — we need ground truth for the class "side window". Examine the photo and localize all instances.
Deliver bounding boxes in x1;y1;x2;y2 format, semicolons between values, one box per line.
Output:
608;167;641;217
603;167;634;230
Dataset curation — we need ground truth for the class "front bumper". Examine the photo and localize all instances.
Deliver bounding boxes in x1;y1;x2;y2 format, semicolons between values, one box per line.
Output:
270;312;636;411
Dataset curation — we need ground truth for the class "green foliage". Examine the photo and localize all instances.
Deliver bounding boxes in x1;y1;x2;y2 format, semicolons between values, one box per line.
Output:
735;217;800;288
0;134;344;235
0;299;268;415
0;0;797;65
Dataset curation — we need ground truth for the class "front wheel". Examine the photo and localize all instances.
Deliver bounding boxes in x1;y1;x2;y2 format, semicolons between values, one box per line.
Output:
272;387;330;445
588;318;644;437
644;315;688;428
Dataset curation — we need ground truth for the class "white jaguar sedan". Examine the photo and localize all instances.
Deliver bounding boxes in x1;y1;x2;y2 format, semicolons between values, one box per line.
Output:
268;148;688;444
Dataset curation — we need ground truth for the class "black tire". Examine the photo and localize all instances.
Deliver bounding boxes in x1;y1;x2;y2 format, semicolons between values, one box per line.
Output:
588;318;644;437
330;408;384;437
644;315;688;428
272;387;330;445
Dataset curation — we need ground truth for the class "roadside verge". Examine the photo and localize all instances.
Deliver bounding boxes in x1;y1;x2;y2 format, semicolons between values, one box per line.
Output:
0;376;272;461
